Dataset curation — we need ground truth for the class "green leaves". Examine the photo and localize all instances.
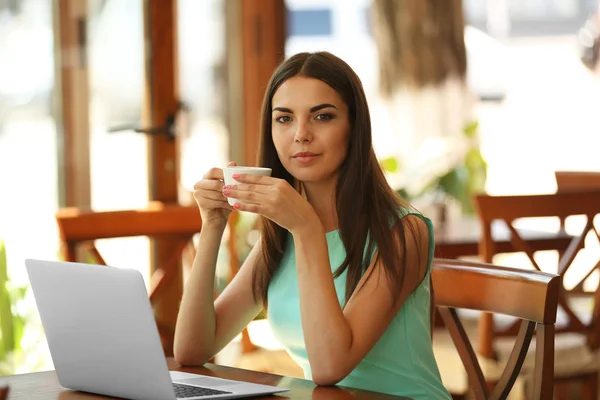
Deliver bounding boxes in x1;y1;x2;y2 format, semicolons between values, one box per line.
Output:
463;120;479;138
434;121;487;213
465;147;487;195
438;167;469;207
380;156;400;173
0;240;29;375
0;240;11;364
379;119;487;214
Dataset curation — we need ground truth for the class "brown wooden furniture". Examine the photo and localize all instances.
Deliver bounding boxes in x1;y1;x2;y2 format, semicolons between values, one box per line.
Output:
143;0;183;354
0;359;408;400
473;191;600;398
434;217;575;259
0;385;8;400
555;171;600;193
54;201;570;347
555;171;600;240
553;172;600;296
433;258;560;399
55;202;201;356
55;204;258;357
55;200;576;363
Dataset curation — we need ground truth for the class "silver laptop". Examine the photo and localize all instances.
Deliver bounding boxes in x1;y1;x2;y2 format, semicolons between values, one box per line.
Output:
25;259;289;400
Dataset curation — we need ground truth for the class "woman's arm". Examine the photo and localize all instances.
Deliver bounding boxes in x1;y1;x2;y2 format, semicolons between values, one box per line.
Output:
294;214;430;385
173;226;263;366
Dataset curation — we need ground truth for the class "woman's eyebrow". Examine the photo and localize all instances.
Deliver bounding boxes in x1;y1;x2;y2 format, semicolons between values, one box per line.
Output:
310;103;337;112
272;106;292;113
272;103;338;113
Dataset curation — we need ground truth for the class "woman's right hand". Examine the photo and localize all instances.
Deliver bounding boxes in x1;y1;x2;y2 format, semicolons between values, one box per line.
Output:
193;161;236;229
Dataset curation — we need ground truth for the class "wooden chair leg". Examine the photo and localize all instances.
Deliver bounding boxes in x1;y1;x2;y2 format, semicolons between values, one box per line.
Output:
553;381;569;400
581;372;598;400
0;385;9;400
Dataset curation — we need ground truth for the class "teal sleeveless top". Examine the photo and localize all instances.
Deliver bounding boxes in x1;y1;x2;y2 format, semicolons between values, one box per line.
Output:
267;211;451;399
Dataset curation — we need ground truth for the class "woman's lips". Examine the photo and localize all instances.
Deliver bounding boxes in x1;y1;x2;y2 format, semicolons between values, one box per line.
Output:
293;154;320;164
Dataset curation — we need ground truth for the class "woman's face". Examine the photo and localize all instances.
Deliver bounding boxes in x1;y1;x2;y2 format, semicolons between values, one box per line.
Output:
271;76;350;184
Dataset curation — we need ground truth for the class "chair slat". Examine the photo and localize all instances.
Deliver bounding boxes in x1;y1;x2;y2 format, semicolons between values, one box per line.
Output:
438;307;489;400
489;320;535;400
532;324;555;399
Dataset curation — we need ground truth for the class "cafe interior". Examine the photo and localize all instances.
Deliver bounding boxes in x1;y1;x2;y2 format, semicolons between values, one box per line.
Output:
1;0;600;399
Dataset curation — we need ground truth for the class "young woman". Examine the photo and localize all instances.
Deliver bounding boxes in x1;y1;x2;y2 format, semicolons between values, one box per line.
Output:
174;51;451;399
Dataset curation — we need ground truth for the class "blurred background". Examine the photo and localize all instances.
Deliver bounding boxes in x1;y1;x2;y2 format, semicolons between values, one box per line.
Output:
1;0;600;398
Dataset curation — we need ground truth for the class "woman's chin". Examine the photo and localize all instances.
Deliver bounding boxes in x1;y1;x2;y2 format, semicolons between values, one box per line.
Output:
289;169;337;185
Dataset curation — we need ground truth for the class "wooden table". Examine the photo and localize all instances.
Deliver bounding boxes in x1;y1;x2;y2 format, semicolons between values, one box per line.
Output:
434;218;574;259
0;359;409;400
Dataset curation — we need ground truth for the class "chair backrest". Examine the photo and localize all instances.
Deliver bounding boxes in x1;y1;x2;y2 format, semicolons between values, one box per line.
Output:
55;202;203;354
554;171;600;230
433;258;560;400
55;201;203;298
55;203;249;356
473;191;600;350
555;171;600;193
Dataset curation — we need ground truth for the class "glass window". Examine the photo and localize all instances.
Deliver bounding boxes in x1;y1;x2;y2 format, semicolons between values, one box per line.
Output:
0;0;57;373
177;0;229;282
287;9;332;36
509;0;580;19
87;0;151;283
177;0;229;195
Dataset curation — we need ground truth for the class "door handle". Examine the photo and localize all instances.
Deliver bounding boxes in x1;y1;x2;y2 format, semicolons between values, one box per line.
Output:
108;113;176;140
108;102;189;141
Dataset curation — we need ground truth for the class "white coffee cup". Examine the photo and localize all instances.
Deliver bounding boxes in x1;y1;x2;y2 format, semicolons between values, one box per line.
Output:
223;166;272;206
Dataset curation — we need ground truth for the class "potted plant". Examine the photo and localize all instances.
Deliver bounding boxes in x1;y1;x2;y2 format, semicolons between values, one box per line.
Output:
380;120;487;226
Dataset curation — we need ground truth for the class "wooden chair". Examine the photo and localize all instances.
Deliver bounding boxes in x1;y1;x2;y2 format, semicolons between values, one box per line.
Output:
555;171;600;193
55;203;257;358
555;170;600;235
473;191;600;398
55;202;202;355
433;258;560;399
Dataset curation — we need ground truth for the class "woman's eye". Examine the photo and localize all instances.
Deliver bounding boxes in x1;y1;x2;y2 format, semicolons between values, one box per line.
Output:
315;113;333;121
275;115;292;123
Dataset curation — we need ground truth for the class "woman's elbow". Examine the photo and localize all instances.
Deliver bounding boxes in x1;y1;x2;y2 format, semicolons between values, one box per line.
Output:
173;345;212;367
311;367;347;387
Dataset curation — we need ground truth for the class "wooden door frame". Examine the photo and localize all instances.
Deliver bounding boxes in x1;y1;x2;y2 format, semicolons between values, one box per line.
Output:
143;0;181;356
53;0;91;210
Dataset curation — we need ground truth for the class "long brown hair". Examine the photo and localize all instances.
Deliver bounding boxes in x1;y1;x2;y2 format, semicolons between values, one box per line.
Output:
252;51;421;309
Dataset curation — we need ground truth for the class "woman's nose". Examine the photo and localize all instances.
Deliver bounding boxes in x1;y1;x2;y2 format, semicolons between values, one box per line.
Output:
294;123;312;143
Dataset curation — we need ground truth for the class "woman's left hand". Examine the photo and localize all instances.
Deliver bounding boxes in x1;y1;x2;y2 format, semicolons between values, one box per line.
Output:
222;174;318;234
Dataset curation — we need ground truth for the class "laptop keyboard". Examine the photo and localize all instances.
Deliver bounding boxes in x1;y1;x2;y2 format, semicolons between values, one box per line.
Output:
173;382;233;398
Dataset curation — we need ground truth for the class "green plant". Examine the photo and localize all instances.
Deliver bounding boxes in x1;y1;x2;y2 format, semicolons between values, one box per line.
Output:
0;240;29;375
379;156;411;200
436;121;487;213
380;120;487;214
